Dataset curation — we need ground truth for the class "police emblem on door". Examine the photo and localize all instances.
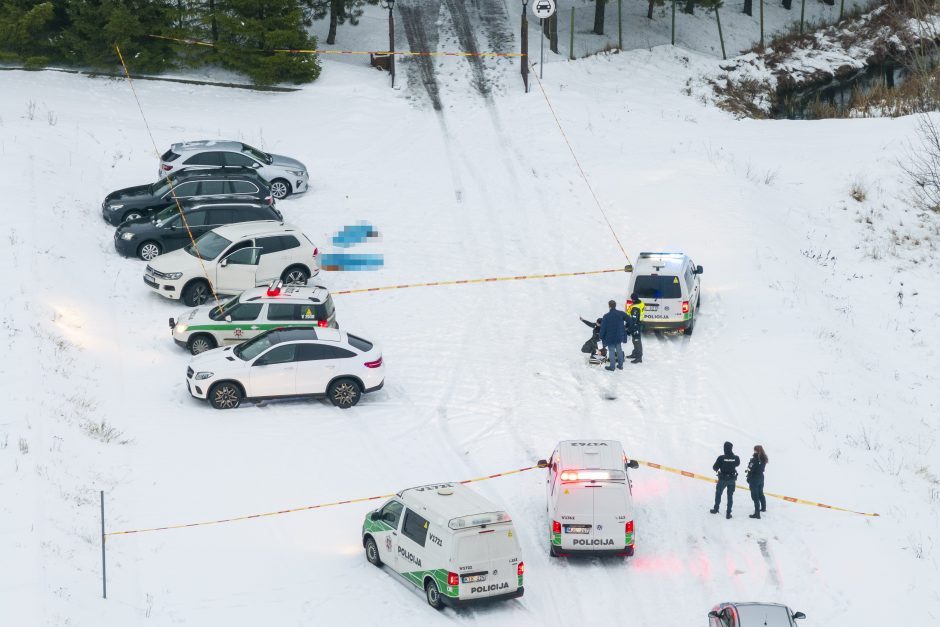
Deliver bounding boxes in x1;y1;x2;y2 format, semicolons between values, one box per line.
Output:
597;524;603;531
234;328;244;338
385;537;392;552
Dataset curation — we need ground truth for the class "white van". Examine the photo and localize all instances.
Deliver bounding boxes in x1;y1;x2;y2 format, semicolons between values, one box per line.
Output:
362;482;524;610
538;440;639;557
626;252;703;335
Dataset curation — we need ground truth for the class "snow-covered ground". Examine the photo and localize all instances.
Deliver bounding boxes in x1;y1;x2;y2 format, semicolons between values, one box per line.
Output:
2;39;939;627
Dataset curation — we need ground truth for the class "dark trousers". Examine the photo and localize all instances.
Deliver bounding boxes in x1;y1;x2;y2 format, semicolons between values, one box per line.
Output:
714;477;735;512
629;332;642;358
749;476;766;511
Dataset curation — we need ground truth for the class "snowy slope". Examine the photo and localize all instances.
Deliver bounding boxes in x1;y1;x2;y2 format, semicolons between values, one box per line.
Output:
1;45;938;626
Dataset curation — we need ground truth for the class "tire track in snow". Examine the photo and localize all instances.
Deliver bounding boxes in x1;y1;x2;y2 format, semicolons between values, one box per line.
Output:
398;1;443;111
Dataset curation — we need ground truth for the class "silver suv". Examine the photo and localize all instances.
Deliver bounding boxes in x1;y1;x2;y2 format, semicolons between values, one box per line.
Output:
159;141;309;200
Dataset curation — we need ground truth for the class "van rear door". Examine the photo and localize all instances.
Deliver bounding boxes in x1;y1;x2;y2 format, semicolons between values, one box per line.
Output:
634;274;684;323
557;486;594;551
592;485;628;551
454;525;521;600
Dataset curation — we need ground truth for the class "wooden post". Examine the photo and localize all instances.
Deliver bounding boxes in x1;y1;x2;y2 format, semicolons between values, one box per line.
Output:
671;0;676;45
618;0;623;50
521;1;529;91
839;0;844;20
800;0;806;34
569;6;575;60
715;6;726;60
388;2;396;88
100;490;107;600
759;0;764;50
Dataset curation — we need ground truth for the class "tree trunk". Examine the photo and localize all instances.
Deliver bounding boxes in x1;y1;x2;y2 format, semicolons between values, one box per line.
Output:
594;0;606;35
209;0;218;42
550;13;558;53
327;0;341;44
683;0;694;15
647;0;655;19
782;0;792;9
743;0;752;15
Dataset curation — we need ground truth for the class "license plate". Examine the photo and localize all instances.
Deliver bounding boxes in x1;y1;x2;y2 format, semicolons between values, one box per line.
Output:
646;304;659;310
144;276;158;287
565;525;591;534
462;574;486;583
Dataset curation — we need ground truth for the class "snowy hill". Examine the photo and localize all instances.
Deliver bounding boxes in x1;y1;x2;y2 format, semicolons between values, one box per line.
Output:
1;42;938;626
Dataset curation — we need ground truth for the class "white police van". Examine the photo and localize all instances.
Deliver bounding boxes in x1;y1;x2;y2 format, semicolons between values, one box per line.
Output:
538;440;639;557
362;482;524;610
626;252;703;335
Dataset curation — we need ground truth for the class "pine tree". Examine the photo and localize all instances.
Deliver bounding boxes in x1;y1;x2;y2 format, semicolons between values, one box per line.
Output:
214;0;320;85
302;0;379;46
0;1;64;66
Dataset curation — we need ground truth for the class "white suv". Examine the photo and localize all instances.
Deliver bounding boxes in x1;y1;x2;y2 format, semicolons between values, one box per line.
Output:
626;252;703;335
144;222;320;306
186;327;384;409
159;141;309;199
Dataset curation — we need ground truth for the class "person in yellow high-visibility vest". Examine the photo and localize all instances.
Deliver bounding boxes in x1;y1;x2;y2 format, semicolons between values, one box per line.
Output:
625;293;645;363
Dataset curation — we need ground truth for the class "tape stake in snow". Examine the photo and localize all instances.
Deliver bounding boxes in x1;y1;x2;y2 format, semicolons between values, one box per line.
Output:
105;466;539;537
632;459;880;517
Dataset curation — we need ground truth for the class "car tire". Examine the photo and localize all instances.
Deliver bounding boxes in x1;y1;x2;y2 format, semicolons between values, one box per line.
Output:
328;378;362;408
270;179;291;200
684;313;695;336
182;280;211;307
281;265;309;286
208;382;242;410
187;334;217;355
425;579;445;611
365;536;383;567
549;543;560;558
138;241;162;261
122;210;144;222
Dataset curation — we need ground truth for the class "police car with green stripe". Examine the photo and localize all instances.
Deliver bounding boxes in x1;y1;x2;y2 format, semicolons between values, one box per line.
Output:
170;282;336;354
362;482;524;610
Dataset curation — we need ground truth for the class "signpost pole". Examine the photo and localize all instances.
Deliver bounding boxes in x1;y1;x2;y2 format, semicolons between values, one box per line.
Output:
521;1;529;92
540;17;545;79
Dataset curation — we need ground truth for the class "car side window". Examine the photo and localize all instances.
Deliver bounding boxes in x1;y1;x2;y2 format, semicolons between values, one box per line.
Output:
206;208;234;225
198;180;225;196
184;210;207;227
267;303;301;321
184;152;223;166
223;152;257;168
280;235;300;251
228;180;258;194
223;247;260;266
401;509;429;547
379;500;404;529
246;207;275;221
257;236;284;255
174;182;199;197
297;344;355;361
254;344;297;366
228;303;263;321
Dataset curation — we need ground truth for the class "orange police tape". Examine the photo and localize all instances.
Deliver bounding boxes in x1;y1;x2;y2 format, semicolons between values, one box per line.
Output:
104;465;540;537
146;33;525;57
632;459;880;517
331;268;626;296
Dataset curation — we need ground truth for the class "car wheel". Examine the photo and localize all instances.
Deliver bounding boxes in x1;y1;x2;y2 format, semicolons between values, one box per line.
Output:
270;179;291;200
183;280;211;307
123;210;143;222
328;378;362;408
365;536;383;567
282;265;309;286
138;241;162;261
425;579;445;610
683;313;695;336
549;543;560;558
187;334;217;355
208;382;242;410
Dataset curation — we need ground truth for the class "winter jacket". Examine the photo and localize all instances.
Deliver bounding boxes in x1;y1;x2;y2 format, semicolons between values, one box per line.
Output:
624;315;639;336
599;308;628;345
712;442;741;479
746;455;766;483
581;318;600;343
627;300;646;321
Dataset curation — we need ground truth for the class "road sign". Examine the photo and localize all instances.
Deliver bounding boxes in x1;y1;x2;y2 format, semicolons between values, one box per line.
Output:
532;0;556;19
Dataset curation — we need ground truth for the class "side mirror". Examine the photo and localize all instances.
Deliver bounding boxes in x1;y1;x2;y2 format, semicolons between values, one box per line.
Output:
707;611;720;619
537;459;548;468
792;612;806;620
369;511;381;521
696;265;704;274
624;264;633;273
220;258;229;267
627;460;639;469
225;315;232;323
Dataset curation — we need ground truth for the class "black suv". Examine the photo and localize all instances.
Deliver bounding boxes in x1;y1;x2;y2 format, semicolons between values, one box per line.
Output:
101;168;273;226
114;201;283;261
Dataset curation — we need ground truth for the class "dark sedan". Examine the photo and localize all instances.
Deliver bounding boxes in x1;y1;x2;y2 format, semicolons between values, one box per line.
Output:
113;201;283;261
101;168;273;226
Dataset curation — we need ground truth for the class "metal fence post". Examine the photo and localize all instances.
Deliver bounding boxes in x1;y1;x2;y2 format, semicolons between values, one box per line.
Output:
671;0;676;45
715;6;726;60
569;6;575;60
389;3;396;88
521;1;529;91
759;0;764;50
100;490;107;600
618;0;623;50
800;0;806;34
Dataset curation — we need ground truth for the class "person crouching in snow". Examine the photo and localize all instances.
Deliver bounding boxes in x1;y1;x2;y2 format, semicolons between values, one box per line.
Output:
579;316;606;364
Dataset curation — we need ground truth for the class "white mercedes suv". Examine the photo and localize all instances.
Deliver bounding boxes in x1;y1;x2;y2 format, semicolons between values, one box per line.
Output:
144;221;319;306
186;327;385;409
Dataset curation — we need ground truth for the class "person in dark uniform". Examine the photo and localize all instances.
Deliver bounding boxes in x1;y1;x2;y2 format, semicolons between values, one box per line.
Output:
625;293;644;363
710;441;740;519
746;445;769;519
579;316;605;364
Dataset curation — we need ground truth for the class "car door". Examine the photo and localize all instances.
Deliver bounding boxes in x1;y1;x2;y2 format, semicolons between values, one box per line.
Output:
215;244;262;294
248;343;298;397
223;151;262;172
294;343;356;395
166;209;209;251
164;181;200;201
197;180;225;198
205;207;234;229
218;302;264;345
370;500;404;572
396;508;429;577
255;236;289;284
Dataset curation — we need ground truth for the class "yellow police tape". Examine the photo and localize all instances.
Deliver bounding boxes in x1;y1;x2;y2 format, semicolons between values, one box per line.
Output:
332;268;625;296
105;465;539;536
633;459;880;517
147;34;525;57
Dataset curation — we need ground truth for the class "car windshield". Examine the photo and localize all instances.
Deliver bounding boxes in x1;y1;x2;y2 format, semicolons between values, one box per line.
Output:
737;605;793;627
185;232;232;260
633;275;682;300
209;295;241;321
234;332;277;361
242;143;273;165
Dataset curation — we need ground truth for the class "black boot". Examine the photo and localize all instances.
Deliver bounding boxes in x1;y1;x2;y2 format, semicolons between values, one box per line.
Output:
749;506;760;519
726;511;732;519
631;357;642;363
709;507;719;514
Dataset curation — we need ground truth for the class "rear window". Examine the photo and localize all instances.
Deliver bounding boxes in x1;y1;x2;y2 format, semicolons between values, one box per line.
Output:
347;334;373;352
633;275;682;299
161;149;180;162
736;605;793;626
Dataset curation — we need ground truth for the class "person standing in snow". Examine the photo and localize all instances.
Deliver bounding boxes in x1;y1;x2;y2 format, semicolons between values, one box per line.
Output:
746;445;769;519
625;293;644;364
579;316;605;364
599;300;627;371
710;441;741;519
